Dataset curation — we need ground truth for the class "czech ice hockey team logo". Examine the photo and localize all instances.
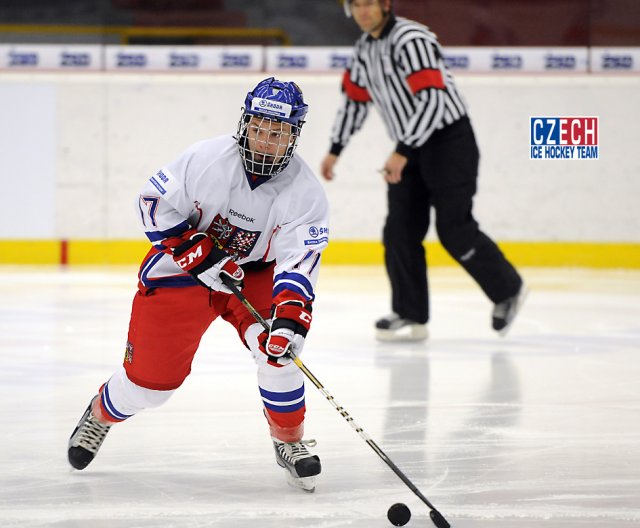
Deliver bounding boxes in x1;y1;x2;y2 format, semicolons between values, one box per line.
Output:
530;117;599;160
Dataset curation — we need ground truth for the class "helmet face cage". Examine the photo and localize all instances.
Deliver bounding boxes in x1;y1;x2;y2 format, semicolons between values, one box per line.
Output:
236;112;303;177
236;77;308;178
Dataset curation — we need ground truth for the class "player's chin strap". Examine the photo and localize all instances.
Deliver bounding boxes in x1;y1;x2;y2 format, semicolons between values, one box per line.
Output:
220;276;451;528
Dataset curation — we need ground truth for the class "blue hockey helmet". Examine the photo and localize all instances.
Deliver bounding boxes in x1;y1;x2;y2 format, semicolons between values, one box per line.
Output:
237;77;309;177
243;77;308;126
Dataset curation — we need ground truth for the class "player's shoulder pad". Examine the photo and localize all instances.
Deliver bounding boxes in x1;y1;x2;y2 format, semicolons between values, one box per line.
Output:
176;135;238;173
289;156;328;194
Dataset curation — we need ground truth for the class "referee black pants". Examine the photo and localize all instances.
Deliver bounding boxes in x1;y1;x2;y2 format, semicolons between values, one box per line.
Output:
383;116;522;324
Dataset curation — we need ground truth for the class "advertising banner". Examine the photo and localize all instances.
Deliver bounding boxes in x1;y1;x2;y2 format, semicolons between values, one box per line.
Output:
0;44;102;70
590;47;640;72
103;45;263;72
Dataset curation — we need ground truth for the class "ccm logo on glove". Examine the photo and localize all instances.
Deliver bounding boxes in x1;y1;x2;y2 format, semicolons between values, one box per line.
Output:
175;244;207;269
266;340;288;355
172;233;244;294
259;301;312;367
173;233;214;271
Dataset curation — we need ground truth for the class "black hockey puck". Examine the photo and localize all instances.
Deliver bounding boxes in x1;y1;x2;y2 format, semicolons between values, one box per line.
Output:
387;503;411;526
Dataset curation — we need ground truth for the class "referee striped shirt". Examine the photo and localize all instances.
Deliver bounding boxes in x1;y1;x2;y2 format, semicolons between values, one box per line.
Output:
330;15;468;157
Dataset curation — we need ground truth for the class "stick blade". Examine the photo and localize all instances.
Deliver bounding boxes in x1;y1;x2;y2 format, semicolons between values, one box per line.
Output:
429;510;450;528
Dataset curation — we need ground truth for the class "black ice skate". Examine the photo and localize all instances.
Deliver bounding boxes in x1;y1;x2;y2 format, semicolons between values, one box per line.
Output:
492;283;529;336
68;395;112;470
375;314;428;342
272;438;321;492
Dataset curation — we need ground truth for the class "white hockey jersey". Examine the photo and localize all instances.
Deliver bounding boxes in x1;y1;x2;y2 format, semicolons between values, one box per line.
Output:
136;135;329;303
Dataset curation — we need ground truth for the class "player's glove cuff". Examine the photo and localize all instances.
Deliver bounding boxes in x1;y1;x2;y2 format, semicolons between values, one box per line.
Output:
271;301;312;337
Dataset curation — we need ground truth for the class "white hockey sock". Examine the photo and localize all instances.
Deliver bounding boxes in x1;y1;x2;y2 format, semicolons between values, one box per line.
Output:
100;367;175;421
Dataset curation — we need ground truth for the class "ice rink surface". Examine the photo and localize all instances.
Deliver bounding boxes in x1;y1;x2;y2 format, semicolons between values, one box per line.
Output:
0;265;639;528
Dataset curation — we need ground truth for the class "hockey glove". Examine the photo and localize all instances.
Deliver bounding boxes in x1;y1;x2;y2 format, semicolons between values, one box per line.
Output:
259;301;312;367
172;233;244;294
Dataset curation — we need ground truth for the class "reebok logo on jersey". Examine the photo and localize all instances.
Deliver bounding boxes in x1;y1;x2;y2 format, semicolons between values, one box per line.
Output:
229;208;255;223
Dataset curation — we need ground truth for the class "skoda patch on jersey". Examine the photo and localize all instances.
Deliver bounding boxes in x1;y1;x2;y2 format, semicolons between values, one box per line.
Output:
148;168;178;198
302;225;329;246
251;97;292;119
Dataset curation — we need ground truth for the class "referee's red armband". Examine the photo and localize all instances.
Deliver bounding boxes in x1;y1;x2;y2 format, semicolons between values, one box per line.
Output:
407;69;445;93
342;70;372;102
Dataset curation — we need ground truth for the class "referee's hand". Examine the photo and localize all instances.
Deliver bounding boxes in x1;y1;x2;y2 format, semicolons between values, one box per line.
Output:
381;152;407;184
320;154;338;181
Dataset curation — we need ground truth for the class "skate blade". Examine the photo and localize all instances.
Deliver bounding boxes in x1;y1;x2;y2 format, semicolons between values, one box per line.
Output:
285;471;316;493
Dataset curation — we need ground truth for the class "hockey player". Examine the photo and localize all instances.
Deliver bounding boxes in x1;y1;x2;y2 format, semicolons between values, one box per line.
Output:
68;77;328;492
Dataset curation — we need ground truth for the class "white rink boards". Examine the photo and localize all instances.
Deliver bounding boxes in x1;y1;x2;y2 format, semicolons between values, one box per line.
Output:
1;44;639;72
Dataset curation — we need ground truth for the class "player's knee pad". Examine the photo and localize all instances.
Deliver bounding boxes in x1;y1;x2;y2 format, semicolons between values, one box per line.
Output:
101;366;175;420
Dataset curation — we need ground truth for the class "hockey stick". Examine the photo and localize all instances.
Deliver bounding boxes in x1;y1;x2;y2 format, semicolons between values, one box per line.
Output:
222;276;451;528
